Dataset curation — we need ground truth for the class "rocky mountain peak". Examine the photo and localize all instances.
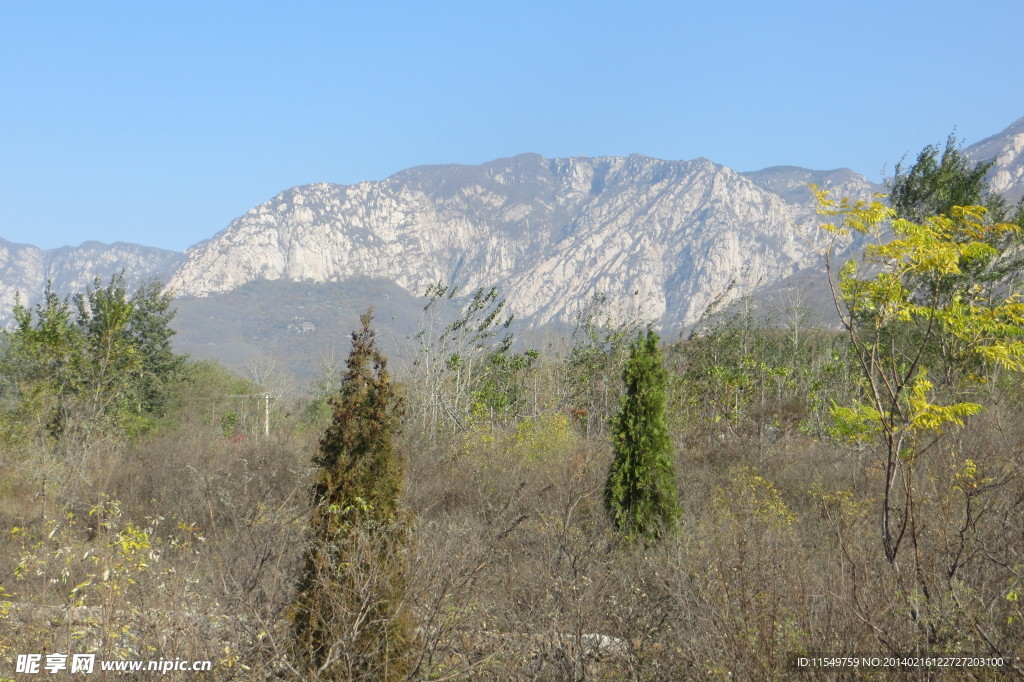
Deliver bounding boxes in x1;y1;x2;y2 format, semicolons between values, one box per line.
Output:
166;153;872;329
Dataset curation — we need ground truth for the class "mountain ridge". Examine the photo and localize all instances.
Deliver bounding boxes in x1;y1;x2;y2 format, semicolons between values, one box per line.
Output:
164;153;873;331
0;238;183;326
2;117;1022;360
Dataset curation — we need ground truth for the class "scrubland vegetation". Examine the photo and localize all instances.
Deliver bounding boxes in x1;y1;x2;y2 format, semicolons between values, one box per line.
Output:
2;143;1024;680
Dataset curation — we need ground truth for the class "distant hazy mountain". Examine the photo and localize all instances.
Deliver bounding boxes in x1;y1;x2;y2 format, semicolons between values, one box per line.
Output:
0;239;183;324
741;166;883;217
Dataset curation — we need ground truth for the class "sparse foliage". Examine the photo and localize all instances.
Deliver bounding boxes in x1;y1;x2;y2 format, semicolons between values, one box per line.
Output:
411;283;538;431
564;292;644;437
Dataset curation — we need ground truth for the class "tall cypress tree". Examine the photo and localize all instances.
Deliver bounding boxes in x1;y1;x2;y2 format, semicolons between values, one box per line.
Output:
292;310;413;679
604;328;680;541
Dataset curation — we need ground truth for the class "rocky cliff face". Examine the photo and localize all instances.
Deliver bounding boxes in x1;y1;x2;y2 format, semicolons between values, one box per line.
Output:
167;154;877;329
4;116;1022;334
0;239;183;325
964;116;1024;206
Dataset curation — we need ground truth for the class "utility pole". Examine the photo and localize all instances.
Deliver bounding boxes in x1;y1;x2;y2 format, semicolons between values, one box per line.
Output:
264;391;270;437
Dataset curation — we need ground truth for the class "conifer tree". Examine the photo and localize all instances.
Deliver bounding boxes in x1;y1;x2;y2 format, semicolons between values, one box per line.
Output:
604;328;680;541
292;310;413;680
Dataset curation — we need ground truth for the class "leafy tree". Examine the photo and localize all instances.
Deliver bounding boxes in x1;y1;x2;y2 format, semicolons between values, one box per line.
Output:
116;279;186;417
0;276;184;511
605;328;680;541
808;187;1024;563
888;134;1024;316
292;310;413;679
0;286;84;460
888;133;1012;223
73;277;147;435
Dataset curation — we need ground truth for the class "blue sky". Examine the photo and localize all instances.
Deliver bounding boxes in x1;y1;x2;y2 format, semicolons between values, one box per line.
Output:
2;0;1022;251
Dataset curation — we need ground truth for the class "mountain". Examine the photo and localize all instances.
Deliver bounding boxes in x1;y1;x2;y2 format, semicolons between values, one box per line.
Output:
167;154;875;333
3;116;1023;377
964;116;1024;206
741;166;882;219
0;239;183;324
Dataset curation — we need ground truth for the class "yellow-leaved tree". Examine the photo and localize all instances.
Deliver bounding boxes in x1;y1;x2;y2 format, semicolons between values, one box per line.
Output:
806;187;1024;564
